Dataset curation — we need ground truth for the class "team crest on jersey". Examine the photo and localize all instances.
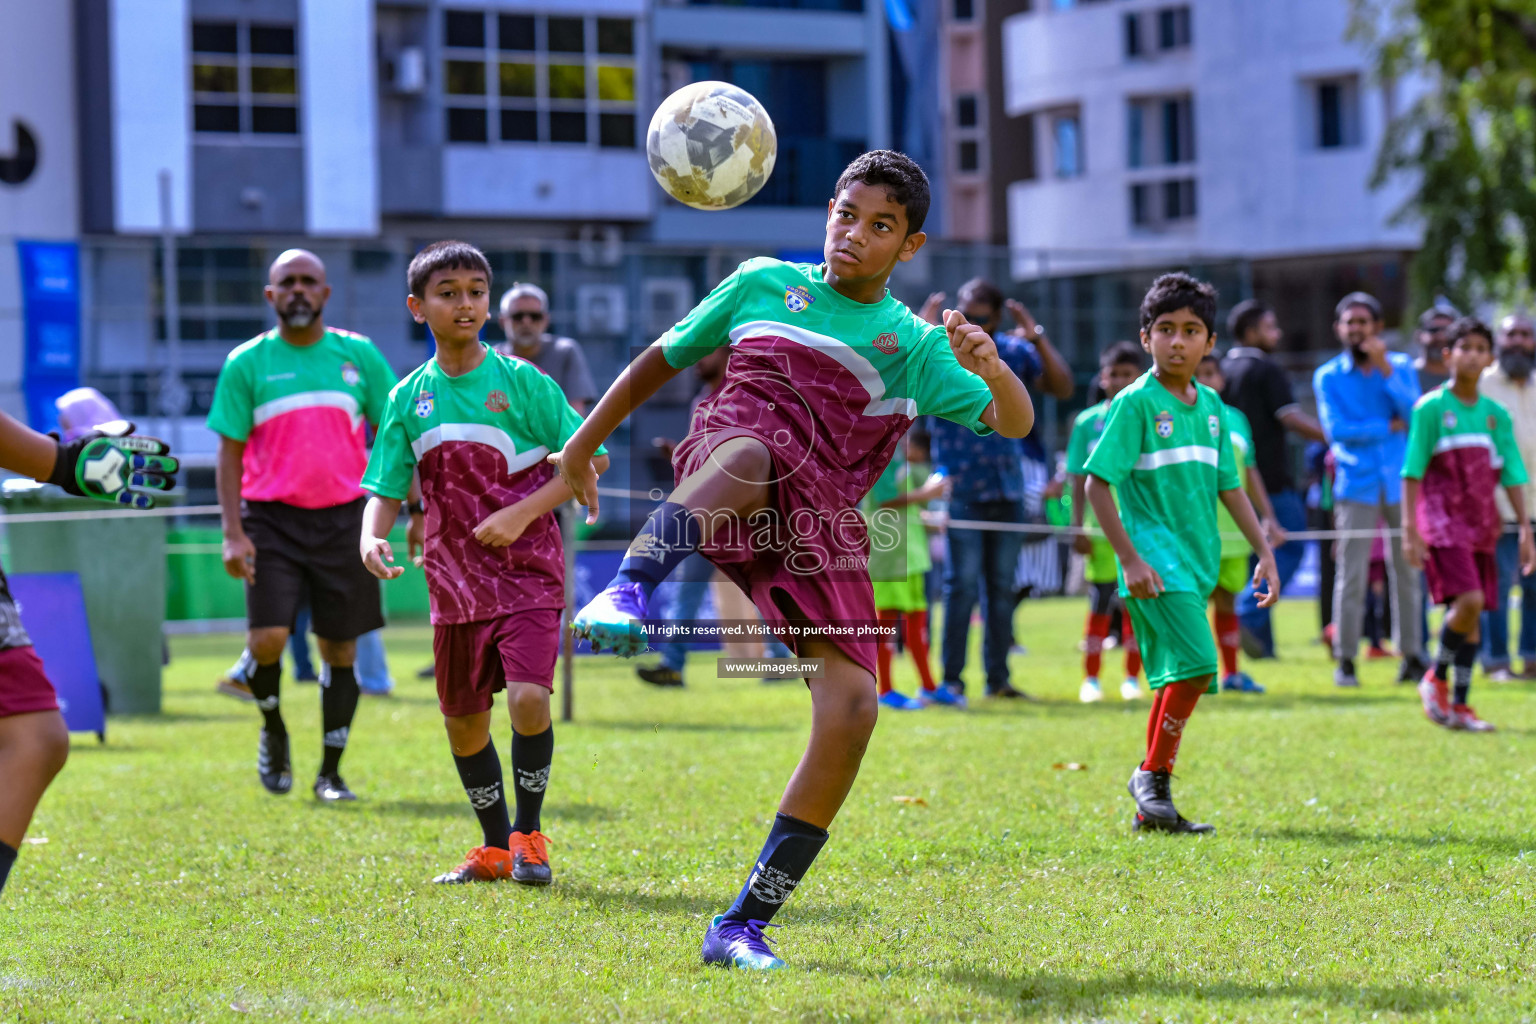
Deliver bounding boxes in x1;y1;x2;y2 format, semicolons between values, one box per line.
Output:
485;390;510;413
1154;411;1174;438
340;361;360;386
1444;411;1457;429
873;332;899;354
1208;414;1221;439
415;392;435;418
784;285;814;313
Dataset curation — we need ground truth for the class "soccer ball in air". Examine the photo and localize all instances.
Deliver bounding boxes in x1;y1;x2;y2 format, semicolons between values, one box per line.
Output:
647;81;777;211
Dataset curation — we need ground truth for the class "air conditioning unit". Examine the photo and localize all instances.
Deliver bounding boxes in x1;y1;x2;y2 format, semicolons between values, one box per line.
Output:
390;47;426;95
577;224;623;267
576;284;628;337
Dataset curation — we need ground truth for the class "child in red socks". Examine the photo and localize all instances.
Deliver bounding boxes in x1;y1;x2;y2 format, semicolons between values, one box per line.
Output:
1068;342;1147;703
1085;274;1279;834
867;430;946;709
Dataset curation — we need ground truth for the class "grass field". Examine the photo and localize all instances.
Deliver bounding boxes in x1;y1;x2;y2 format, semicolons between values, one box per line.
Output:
5;598;1536;1023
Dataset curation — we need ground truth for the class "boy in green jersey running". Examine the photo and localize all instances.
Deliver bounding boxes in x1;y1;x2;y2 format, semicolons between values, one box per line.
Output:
1085;273;1280;834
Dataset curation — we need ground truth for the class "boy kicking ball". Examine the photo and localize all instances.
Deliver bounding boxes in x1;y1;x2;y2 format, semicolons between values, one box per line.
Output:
1085;273;1280;834
360;241;608;885
549;151;1033;969
1403;317;1534;731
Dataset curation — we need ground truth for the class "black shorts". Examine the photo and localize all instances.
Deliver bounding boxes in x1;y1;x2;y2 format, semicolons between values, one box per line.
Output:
242;498;384;641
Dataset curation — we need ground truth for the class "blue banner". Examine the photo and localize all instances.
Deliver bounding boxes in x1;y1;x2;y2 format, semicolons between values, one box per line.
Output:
9;573;106;738
17;240;82;433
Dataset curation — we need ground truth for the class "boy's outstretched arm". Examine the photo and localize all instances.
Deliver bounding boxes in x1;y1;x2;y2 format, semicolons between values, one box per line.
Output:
944;310;1034;438
1086;473;1162;598
476;454;611;547
1219;487;1281;607
0;411;62;481
1507;487;1536;576
547;344;686;522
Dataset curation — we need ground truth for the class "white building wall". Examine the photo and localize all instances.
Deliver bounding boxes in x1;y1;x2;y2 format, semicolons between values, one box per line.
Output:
1003;0;1419;274
301;0;379;236
110;0;191;234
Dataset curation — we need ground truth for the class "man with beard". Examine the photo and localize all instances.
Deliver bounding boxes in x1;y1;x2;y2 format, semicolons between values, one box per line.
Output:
208;249;398;800
1479;313;1536;679
1313;291;1427;688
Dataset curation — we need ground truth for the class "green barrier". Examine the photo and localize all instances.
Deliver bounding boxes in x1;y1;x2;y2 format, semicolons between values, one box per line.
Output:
166;524;430;622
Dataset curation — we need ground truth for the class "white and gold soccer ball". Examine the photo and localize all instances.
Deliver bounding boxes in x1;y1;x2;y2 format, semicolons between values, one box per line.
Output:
646;81;777;211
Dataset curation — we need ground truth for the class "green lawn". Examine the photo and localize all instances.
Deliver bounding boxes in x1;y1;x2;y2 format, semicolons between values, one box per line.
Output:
5;599;1536;1023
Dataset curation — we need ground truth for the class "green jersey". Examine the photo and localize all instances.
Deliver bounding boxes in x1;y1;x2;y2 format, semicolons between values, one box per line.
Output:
361;346;603;624
863;456;933;582
1402;385;1528;551
1083;373;1241;597
1216;404;1255;559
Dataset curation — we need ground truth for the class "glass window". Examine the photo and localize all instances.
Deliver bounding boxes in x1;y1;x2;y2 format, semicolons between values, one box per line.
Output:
1130;182;1149;226
251;105;298;134
1124;13;1142;57
1318;83;1343;148
953;0;974;19
550;110;587;143
499;62;536;98
1053;114;1082;177
597;18;634;55
444;9;486;49
498;14;535;51
957;94;977;128
599;112;635;148
548;17;585;53
192;22;238;54
501;108;538;142
248;25;295;55
193;64;239;93
445;60;487;95
194;104;240;133
958;139;979;172
1127;103;1144;168
597;65;634;103
447;106;488;142
249;66;296;95
548;64;586;100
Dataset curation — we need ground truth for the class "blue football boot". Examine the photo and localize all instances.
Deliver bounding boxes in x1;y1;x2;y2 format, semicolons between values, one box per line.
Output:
1220;672;1266;694
878;689;925;711
701;915;784;970
919;684;968;709
571;582;649;657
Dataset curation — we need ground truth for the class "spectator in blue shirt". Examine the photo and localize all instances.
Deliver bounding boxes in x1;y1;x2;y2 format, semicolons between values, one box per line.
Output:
923;278;1073;701
1312;291;1427;687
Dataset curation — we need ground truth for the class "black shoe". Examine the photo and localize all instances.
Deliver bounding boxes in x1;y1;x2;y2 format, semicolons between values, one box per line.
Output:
636;665;685;687
1133;812;1215;834
985;683;1036;700
1127;766;1177;820
1334;658;1359;688
416;663;435;680
313;773;357;802
1397;655;1428;684
257;730;292;795
1238;624;1269;660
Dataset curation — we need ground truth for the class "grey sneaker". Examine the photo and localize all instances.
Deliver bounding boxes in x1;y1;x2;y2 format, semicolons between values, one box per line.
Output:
1127;766;1178;821
1333;658;1359;688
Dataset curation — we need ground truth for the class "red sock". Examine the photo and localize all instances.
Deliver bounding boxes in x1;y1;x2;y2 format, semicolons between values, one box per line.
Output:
875;609;900;694
1145;686;1167;750
1084;612;1111;677
1123;618;1142;679
1143;681;1205;772
1215;610;1240;677
902;609;937;691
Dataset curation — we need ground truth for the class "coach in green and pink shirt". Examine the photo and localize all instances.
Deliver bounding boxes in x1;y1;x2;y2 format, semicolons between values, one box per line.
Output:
207;248;397;802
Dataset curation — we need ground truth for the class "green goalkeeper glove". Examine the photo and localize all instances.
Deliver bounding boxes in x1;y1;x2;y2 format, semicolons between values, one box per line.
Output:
47;421;179;509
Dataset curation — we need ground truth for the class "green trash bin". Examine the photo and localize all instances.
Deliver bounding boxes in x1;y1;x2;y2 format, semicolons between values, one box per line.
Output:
0;480;170;714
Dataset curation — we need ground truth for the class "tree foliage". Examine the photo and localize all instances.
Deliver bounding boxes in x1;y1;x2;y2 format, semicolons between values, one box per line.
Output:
1351;0;1536;309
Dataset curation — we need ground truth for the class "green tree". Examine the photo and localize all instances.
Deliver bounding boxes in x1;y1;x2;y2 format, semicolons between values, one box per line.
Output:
1352;0;1536;309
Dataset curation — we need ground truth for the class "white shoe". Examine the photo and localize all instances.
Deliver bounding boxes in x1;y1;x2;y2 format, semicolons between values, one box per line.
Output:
1120;679;1144;701
1488;667;1514;683
1079;677;1103;703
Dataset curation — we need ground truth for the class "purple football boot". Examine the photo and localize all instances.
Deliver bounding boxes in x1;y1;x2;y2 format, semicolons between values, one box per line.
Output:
571;582;650;657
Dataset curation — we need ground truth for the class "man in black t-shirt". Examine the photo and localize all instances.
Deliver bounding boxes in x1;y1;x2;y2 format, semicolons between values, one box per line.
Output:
1221;301;1326;657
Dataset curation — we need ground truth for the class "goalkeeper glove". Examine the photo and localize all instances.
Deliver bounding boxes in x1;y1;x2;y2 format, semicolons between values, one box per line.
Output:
47;420;179;509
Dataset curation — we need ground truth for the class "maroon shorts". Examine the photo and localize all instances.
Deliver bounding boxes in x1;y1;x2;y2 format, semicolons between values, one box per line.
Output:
1425;546;1499;609
0;645;60;718
432;608;562;718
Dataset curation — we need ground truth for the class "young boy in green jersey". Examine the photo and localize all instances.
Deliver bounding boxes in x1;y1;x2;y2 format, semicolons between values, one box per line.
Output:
1403;317;1535;731
1085;273;1280;834
549;151;1034;969
1068;342;1146;703
1195;354;1282;694
866;429;946;710
359;241;608;885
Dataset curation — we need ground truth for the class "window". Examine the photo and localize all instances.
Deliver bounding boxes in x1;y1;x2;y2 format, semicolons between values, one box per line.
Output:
958;140;979;172
1052;112;1082;178
953;0;974;19
1310;75;1361;149
191;20;299;136
1127;95;1194;168
1125;6;1190;59
1130;178;1197;228
442;10;638;148
956;94;978;128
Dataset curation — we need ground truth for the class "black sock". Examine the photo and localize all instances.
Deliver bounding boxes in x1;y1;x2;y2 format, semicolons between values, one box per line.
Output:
724;812;829;925
511;726;554;834
1436;624;1466;679
0;839;15;896
249;661;285;735
453;740;511;850
1453;640;1477;705
614;502;702;601
319;664;359;777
